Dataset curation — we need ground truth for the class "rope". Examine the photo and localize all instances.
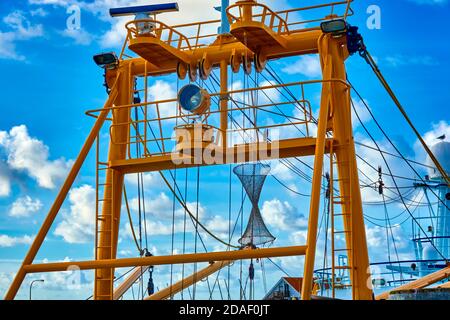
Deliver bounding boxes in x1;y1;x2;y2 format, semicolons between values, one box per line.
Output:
361;50;449;185
123;185;142;253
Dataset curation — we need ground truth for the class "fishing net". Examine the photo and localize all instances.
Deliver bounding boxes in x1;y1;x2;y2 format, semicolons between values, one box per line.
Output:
234;163;276;246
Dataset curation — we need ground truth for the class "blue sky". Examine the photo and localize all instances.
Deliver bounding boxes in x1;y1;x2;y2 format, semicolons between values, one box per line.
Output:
0;0;449;300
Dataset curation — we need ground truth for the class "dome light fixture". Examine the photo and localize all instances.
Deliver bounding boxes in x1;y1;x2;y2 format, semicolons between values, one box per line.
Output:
177;84;211;115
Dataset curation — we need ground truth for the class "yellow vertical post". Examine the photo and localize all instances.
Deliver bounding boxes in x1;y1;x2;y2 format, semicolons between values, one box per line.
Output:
220;59;228;152
302;34;373;300
94;65;131;300
301;34;332;301
329;37;373;300
240;0;254;23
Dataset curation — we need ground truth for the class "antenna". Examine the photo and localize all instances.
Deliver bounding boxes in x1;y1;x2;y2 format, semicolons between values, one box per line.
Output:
214;0;230;34
109;3;179;18
110;3;179;36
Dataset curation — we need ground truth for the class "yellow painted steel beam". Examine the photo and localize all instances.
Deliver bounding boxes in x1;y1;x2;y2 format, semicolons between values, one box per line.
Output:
95;64;132;300
106;29;322;82
438;281;450;289
145;261;232;300
301;34;332;301
113;266;149;300
22;246;307;274
109;137;332;174
376;265;450;300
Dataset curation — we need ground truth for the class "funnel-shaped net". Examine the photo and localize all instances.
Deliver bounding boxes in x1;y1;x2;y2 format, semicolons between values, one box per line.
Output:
234;163;276;246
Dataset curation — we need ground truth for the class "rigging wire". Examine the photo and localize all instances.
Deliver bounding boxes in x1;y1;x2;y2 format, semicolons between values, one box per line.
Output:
350;95;447;261
348;78;450;212
360;50;449;184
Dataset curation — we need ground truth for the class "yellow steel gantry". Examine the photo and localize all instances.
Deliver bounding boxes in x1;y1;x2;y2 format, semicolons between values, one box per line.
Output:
4;0;375;300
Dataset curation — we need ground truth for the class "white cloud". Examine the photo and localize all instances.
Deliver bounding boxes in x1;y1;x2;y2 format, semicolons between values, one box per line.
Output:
30;8;49;17
9;196;43;217
0;32;24;61
0;11;44;61
0;125;73;189
351;97;372;127
54;185;95;243
383;54;438;67
261;198;308;231
3;11;44;39
281;55;321;77
407;0;448;5
125;172;161;186
258;80;281;105
147;80;178;121
0;161;11;197
60;28;94;45
29;0;70;5
0;234;33;247
365;225;412;261
414;120;450;176
420;120;450;146
123;192;232;240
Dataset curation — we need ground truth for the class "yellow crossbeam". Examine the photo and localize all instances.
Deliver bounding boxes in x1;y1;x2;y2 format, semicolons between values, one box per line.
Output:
22;246;307;274
110;137;331;174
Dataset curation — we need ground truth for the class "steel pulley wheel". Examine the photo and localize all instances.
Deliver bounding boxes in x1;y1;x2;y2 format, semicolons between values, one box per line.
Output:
199;59;211;80
177;61;187;80
230;53;241;73
254;52;266;73
188;64;198;82
242;54;252;75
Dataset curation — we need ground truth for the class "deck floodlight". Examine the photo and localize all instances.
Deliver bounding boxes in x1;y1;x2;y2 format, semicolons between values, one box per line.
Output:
93;52;118;69
109;3;179;17
178;84;211;115
320;19;347;36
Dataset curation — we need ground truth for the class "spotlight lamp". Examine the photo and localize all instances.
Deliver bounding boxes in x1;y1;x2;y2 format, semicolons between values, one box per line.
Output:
178;84;211;115
320;19;347;36
93;52;119;69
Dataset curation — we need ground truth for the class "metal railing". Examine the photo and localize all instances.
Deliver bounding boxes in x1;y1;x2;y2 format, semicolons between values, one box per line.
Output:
125;19;192;51
227;0;354;35
226;1;290;35
119;1;354;60
86;80;351;161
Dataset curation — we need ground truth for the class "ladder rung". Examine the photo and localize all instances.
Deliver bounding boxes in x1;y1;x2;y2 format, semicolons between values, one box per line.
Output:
334;230;351;234
97;215;112;219
98;198;112;202
333;160;350;165
98;183;112;186
333;201;348;205
97;229;113;233
96;245;113;248
334;266;352;270
334;213;351;217
334;248;352;252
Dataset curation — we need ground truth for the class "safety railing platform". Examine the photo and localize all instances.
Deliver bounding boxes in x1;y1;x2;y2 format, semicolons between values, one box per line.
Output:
126;19;192;67
85;79;351;173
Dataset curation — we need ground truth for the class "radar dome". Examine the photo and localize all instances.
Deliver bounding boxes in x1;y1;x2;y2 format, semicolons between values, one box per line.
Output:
427;141;450;179
422;242;440;261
